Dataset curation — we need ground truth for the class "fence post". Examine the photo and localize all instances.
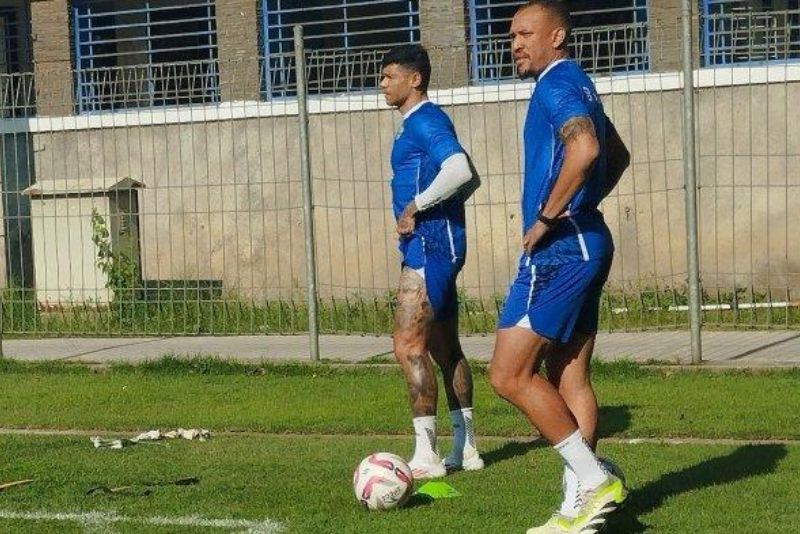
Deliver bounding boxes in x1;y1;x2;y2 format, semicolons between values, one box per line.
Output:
0;292;4;358
681;0;703;364
293;25;320;361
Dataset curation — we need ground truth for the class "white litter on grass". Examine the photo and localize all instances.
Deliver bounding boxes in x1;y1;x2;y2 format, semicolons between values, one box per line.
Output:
91;428;211;449
0;509;286;533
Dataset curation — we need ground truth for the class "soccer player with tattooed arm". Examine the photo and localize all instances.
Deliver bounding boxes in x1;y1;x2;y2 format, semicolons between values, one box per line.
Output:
488;2;631;533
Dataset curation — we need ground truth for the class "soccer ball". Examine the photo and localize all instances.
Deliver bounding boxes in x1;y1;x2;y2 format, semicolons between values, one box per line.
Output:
353;452;414;511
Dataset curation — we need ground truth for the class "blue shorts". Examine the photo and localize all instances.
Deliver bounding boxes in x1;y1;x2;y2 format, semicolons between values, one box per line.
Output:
402;254;463;323
498;255;611;343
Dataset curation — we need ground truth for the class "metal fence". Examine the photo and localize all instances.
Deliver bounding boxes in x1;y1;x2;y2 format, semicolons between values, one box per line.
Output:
0;10;799;363
470;21;651;82
259;0;421;99
467;0;650;81
75;60;221;111
265;47;390;98
702;7;800;65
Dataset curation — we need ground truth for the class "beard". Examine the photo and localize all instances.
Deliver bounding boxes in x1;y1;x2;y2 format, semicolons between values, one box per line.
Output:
515;62;536;80
516;68;535;80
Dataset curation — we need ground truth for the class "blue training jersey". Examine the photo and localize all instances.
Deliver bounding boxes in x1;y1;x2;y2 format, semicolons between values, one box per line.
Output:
390;101;467;268
522;59;614;265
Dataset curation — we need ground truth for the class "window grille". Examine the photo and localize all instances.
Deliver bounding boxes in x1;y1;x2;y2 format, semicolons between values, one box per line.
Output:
72;0;219;112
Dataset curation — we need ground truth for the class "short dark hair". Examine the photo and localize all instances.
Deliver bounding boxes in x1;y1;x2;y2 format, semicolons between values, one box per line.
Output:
381;44;432;92
520;0;573;43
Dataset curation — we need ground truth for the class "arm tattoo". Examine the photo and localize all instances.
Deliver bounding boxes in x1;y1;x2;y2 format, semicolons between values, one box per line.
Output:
559;116;597;144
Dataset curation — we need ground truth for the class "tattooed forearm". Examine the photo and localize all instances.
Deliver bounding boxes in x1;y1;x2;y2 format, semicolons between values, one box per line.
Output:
559;116;597;145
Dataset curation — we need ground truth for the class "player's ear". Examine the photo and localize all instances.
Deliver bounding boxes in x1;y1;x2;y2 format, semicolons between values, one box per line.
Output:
410;70;423;91
553;27;567;49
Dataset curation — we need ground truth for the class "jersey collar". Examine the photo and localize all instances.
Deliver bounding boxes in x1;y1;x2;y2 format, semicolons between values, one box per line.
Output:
403;99;430;120
537;58;570;82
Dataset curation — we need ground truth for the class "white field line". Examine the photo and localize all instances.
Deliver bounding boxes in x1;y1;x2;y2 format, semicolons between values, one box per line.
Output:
0;427;798;446
0;510;286;533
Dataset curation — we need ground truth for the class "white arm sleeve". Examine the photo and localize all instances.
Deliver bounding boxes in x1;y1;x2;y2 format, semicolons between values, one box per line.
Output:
414;152;474;212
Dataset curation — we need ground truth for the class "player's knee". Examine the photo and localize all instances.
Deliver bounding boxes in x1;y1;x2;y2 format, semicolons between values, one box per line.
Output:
559;373;593;397
489;365;517;401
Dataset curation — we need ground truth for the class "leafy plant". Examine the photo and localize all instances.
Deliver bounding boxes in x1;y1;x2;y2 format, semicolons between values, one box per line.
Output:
90;209;138;305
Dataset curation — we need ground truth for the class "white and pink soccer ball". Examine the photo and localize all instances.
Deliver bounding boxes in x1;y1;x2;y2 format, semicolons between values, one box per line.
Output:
353;452;414;511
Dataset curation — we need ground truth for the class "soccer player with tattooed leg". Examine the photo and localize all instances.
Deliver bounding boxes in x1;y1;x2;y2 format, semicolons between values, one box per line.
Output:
489;2;631;532
380;44;484;480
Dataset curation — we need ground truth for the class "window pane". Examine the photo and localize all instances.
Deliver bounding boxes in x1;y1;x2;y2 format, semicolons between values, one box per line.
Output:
0;5;35;117
73;0;219;112
701;0;800;66
261;0;420;98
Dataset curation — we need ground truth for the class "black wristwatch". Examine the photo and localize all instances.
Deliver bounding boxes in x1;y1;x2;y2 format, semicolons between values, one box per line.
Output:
537;212;559;228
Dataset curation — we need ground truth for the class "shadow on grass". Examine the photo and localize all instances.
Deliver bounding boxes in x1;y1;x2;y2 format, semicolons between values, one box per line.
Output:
607;444;788;532
482;405;634;469
482;439;546;468
404;493;435;509
598;404;633;439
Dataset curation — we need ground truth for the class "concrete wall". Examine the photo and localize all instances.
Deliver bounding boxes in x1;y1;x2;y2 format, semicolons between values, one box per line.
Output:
696;82;800;293
216;0;261;102
421;0;471;89
648;0;683;72
30;0;73;115
30;115;308;300
26;80;800;301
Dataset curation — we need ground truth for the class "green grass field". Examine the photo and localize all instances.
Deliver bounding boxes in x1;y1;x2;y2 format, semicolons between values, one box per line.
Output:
1;359;799;533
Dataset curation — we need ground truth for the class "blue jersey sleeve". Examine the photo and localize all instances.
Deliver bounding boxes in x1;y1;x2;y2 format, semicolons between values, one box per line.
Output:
538;77;591;133
410;112;464;168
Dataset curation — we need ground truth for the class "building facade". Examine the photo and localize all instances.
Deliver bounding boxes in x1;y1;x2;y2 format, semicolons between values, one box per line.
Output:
0;1;798;314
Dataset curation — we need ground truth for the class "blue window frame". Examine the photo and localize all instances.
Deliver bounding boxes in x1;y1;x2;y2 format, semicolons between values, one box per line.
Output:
72;0;219;112
701;1;800;66
468;0;650;82
260;0;420;98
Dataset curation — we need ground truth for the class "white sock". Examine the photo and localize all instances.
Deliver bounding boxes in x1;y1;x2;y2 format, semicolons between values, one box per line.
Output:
554;430;607;490
411;416;438;461
560;464;580;518
462;408;478;451
450;407;478;454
